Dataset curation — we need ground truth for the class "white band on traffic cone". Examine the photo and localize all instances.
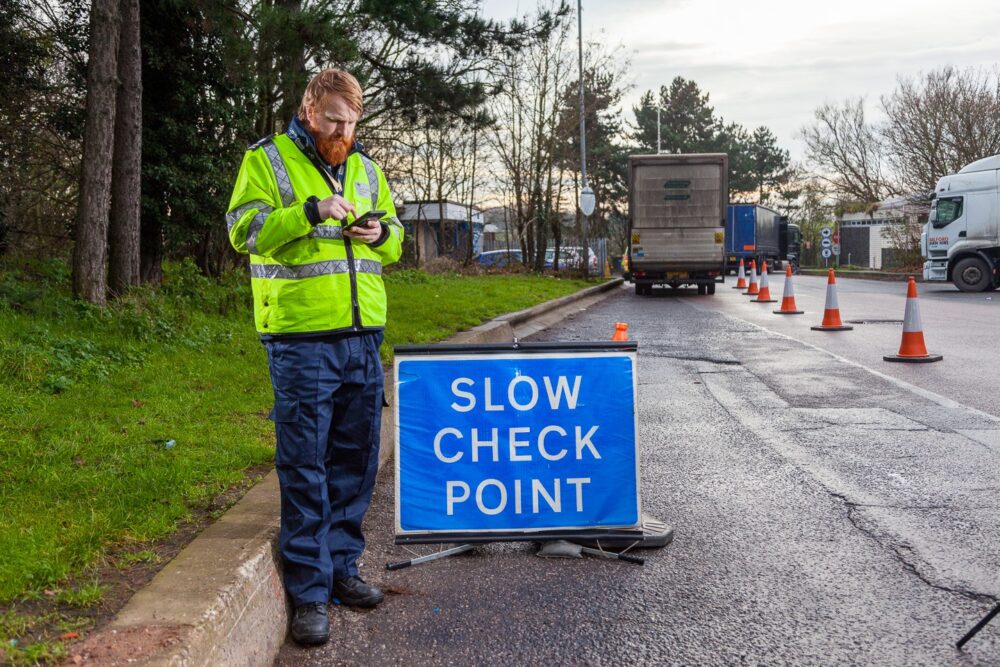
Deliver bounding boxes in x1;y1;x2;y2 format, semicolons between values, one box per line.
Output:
825;281;839;310
902;295;922;333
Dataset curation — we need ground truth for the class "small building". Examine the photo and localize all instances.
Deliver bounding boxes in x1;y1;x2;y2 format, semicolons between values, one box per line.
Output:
837;196;929;269
481;205;517;252
397;200;484;266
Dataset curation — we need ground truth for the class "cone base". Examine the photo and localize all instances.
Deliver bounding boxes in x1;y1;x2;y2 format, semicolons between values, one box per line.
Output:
883;353;942;363
743;291;759;296
773;309;804;314
753;298;777;303
732;284;746;289
811;324;853;331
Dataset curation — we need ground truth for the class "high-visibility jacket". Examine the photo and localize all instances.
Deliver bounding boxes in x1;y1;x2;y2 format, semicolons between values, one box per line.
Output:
226;132;403;336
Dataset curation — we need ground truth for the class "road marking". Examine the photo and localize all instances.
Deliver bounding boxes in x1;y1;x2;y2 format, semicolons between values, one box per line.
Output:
689;300;1000;425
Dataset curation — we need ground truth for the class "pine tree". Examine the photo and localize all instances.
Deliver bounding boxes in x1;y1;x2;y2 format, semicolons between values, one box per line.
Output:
632;77;718;154
632;77;791;204
746;126;791;203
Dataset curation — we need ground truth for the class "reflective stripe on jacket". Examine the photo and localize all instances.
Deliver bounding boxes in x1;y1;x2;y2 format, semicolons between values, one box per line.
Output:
226;133;403;335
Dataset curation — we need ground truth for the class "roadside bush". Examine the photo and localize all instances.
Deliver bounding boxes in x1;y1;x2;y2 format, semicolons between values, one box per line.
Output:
0;259;253;394
423;256;463;274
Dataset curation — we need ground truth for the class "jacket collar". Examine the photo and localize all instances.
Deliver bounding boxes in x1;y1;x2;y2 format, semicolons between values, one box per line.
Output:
287;116;365;170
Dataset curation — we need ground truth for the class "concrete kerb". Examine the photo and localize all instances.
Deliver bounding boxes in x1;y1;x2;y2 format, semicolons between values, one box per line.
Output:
799;269;920;282
447;277;624;345
77;278;624;666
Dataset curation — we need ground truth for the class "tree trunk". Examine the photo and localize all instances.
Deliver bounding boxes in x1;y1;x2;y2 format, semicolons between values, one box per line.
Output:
108;0;141;298
275;0;305;130
465;120;478;265
140;216;163;284
254;0;276;136
73;0;121;305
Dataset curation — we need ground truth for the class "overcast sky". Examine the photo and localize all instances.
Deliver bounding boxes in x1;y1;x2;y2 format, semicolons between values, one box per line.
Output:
479;0;1000;162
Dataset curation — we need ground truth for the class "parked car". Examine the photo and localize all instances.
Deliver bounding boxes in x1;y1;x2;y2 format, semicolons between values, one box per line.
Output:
477;246;598;271
545;246;598;271
477;249;523;267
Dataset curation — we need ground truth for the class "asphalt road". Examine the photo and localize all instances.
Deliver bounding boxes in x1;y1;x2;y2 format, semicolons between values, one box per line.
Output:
698;272;1000;417
275;282;1000;666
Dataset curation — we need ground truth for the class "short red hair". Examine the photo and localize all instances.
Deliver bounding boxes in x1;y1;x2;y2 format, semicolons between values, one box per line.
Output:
298;68;363;120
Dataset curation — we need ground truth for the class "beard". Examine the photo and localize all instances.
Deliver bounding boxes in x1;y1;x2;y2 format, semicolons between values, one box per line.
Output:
315;133;354;166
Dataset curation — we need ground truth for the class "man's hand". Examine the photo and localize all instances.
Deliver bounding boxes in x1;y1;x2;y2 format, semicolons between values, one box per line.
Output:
317;195;355;222
344;218;383;244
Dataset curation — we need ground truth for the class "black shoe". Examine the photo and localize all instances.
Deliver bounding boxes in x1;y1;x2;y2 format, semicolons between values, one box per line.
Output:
332;575;384;608
291;602;329;645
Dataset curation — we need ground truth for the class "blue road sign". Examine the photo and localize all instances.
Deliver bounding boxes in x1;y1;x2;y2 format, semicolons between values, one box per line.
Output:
395;350;640;537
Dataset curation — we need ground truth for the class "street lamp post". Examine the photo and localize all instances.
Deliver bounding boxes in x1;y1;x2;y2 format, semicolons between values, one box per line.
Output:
657;106;661;154
577;0;594;278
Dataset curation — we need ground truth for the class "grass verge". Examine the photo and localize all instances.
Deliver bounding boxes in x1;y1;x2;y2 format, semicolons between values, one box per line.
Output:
0;258;596;663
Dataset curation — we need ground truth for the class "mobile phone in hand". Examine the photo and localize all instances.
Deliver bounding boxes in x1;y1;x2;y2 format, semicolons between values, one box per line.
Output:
344;209;386;229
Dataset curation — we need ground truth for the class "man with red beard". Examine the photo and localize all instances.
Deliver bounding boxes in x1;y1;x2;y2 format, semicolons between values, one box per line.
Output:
226;69;403;646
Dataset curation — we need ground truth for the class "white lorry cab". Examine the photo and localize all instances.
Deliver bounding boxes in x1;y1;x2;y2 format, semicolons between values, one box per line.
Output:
922;154;1000;292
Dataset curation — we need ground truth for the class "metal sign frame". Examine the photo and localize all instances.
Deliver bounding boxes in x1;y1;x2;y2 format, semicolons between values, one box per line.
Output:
393;341;643;545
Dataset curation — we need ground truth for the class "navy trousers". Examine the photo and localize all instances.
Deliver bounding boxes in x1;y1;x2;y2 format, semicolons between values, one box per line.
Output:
265;332;383;606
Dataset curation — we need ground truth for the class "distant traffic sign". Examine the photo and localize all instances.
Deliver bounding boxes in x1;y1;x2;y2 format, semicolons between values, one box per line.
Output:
821;227;833;239
832;243;841;255
821;248;833;258
821;238;832;248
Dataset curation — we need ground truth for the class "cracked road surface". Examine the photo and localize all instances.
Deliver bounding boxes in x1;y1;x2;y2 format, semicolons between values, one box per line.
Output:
276;285;1000;666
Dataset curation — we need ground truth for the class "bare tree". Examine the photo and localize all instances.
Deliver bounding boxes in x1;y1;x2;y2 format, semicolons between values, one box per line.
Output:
388;117;487;264
799;98;897;205
486;2;574;269
73;0;121;305
108;0;141;296
882;66;1000;195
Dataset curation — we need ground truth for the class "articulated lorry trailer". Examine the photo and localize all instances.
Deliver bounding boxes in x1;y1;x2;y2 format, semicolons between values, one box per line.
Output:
625;153;727;295
725;204;801;272
922;154;1000;292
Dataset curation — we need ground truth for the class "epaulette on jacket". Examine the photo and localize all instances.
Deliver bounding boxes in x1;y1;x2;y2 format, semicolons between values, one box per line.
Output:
247;134;275;151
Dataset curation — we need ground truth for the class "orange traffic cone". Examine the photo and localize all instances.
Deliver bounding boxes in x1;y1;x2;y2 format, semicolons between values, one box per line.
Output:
773;264;804;314
753;261;777;303
733;259;747;289
612;322;629;341
743;260;760;296
811;269;853;331
884;277;942;363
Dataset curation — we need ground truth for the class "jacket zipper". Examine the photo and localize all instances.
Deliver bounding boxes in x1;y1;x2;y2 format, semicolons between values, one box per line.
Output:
343;237;362;330
307;148;363;331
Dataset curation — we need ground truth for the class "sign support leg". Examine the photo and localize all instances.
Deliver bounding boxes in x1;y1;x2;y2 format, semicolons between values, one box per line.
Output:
578;545;644;565
386;544;475;571
957;601;1000;649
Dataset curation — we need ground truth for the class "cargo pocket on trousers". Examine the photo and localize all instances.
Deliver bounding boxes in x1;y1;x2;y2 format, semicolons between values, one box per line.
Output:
269;398;311;466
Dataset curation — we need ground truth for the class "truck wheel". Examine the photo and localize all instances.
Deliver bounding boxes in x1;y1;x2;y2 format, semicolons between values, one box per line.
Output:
706;283;716;295
634;283;645;296
953;257;992;292
697;284;707;295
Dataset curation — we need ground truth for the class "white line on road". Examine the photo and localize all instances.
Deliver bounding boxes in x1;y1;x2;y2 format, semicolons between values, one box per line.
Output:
691;301;1000;426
